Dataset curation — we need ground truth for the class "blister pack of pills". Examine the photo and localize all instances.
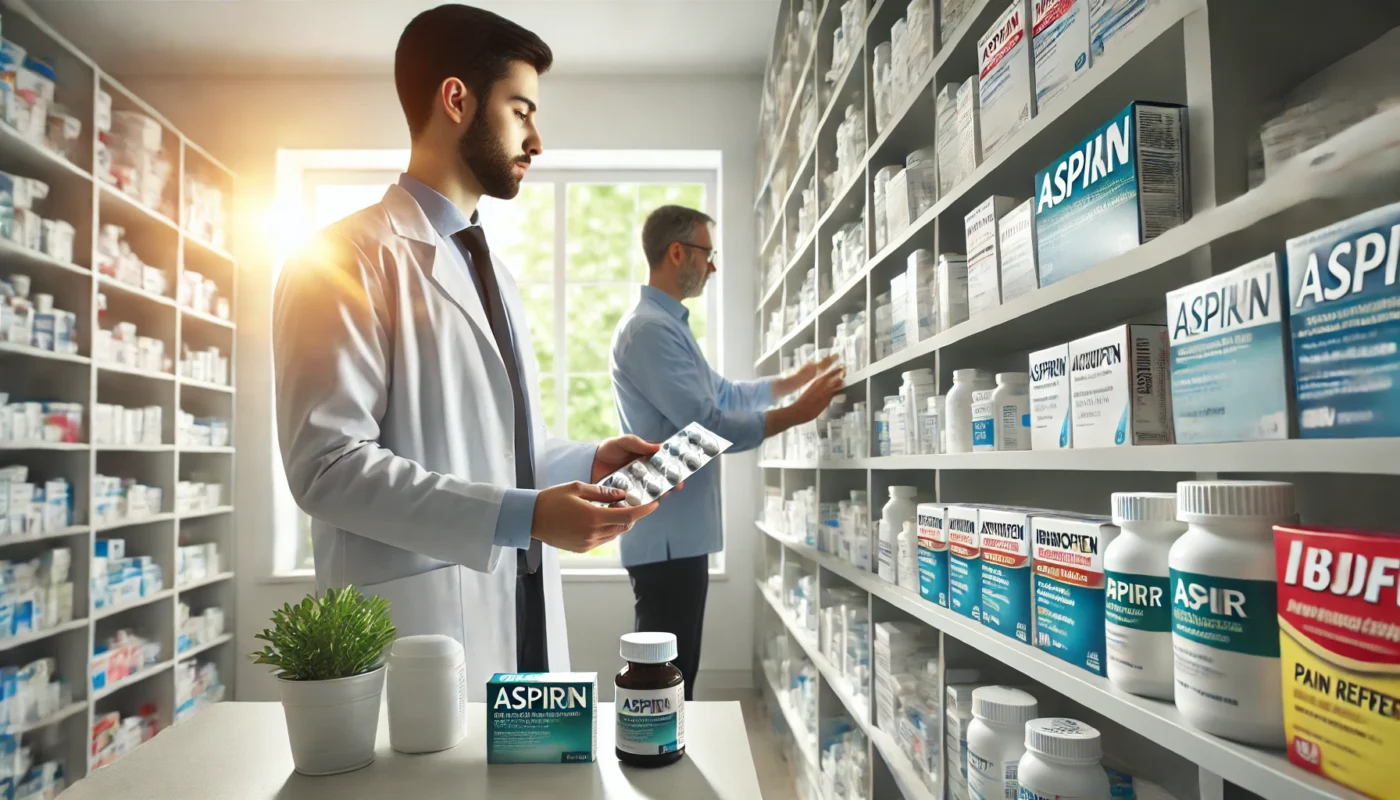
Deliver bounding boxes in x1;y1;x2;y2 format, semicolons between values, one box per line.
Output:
597;422;732;507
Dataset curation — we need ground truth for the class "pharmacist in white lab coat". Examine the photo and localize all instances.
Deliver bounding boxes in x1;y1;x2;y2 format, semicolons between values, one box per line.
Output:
273;5;660;698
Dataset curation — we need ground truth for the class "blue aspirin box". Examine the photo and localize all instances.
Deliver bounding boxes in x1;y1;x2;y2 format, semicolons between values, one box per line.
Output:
917;503;950;607
1166;254;1291;443
1034;102;1189;287
487;672;598;763
1286;201;1400;438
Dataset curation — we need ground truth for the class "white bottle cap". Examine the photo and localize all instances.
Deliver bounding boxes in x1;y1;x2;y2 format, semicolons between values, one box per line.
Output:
902;369;935;383
952;369;988;382
889;485;918;498
851;490;867;504
1024;718;1102;763
33;293;53;313
1111;492;1179;525
1176;481;1295;523
621;632;678;664
995;372;1029;385
972;686;1038;725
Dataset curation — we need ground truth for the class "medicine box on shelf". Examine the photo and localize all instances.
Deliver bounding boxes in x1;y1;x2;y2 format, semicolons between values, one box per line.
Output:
978;0;1036;160
1032;513;1119;675
1068;324;1172;448
1033;101;1190;287
1034;0;1091;113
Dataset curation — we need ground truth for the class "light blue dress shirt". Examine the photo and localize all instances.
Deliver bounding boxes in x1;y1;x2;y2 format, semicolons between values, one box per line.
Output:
397;174;537;551
611;286;775;568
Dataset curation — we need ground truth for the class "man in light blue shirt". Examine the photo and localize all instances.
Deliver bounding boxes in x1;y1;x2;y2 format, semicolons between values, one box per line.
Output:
610;205;844;698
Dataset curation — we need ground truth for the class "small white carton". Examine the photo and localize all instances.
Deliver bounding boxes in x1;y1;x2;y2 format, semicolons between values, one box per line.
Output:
955;78;983;180
935;254;970;333
1033;0;1092;113
965;195;1020;318
1029;343;1073;449
1068;324;1173;447
978;0;1036;160
1089;0;1160;60
997;199;1040;302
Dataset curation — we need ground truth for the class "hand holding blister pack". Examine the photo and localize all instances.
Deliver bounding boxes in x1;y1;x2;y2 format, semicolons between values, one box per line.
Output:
596;423;732;507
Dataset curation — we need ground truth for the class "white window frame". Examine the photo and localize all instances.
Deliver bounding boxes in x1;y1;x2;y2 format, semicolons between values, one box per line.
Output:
269;149;725;579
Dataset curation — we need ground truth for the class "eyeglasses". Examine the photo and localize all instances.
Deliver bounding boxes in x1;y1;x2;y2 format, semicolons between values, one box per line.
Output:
676;241;718;265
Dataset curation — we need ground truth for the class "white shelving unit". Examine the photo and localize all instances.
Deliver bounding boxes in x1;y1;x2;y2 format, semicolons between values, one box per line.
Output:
751;1;1400;799
0;0;238;781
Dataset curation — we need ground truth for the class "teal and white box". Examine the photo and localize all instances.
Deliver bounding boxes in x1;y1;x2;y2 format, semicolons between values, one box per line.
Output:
1034;102;1189;287
487;672;597;764
947;506;981;622
978;0;1035;160
977;507;1034;644
1032;514;1119;675
1033;0;1091;113
1286;201;1400;438
1167;254;1291;443
1089;0;1159;59
1029;343;1072;449
917;503;949;607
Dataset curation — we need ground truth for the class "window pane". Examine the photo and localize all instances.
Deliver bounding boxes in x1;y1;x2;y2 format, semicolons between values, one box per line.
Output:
313;184;389;229
567;184;639;281
518;284;555;376
537;375;558;434
481;182;555;284
567;374;619;440
566;284;631;373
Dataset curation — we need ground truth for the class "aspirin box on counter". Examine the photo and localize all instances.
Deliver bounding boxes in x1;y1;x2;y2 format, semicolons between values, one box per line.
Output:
1028;343;1072;450
1033;514;1119;675
597;422;731;506
978;0;1036;160
917;503;950;607
1033;0;1091;113
1069;324;1172;447
966;195;1020;318
997;199;1040;303
947;506;982;621
1275;524;1400;800
977;507;1034;644
487;672;597;763
1167;254;1291;444
1285;201;1400;439
1034;102;1189;287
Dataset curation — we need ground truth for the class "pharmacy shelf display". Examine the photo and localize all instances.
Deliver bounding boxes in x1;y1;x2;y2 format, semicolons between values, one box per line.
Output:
0;0;238;783
750;0;1400;799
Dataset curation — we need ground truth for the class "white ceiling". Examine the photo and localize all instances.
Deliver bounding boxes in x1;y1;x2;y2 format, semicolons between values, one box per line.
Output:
26;0;779;78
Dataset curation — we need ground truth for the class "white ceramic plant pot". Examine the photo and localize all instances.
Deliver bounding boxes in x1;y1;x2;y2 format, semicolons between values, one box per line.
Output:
277;665;386;776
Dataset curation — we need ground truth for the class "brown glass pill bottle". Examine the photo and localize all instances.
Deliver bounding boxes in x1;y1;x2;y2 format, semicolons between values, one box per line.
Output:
614;632;685;767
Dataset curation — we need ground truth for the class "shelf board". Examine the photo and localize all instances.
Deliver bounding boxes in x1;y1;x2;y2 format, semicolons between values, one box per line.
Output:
179;378;235;394
6;700;87;736
178;505;234;520
758;460;818;470
94;512;176;532
177;571;234;592
817;267;865;319
0;525;90;548
815;160;865;233
175;632;233;661
0;237;91;277
93;444;174;453
98;182;179;232
97;275;178;309
754;314;816;369
0;442;87;451
0;120;92;182
183;235;235;262
180;306;235;330
757;523;1369;800
92;659;175;702
179;446;235;455
0;618;88;654
93;588;175;620
0;341;90;365
97;362;176;382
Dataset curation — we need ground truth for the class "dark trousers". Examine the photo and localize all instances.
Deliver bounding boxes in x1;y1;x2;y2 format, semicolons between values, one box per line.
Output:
516;568;548;672
627;555;709;701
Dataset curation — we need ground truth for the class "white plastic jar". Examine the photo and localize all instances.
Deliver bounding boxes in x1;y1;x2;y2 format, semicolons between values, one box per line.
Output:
880;486;918;583
966;686;1038;800
1017;718;1109;800
946;369;993;454
386;634;467;754
991;372;1030;451
901;369;936;456
1105;492;1186;700
921;395;943;455
1170;481;1295;746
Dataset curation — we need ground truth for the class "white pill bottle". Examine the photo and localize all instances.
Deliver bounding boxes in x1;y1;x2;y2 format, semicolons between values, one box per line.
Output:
1169;481;1295;746
947;369;994;453
967;686;1038;800
1016;718;1109;800
1104;492;1186;700
991;372;1030;451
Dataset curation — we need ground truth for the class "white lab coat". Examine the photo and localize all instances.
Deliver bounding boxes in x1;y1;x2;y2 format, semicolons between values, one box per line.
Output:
273;184;594;699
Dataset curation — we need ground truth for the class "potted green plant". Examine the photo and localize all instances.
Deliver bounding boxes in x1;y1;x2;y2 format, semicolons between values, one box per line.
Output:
251;586;397;775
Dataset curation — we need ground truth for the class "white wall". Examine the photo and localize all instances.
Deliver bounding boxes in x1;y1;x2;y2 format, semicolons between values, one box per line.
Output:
126;75;763;701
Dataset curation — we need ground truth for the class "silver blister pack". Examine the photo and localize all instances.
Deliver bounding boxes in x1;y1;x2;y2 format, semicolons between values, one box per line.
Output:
596;422;733;506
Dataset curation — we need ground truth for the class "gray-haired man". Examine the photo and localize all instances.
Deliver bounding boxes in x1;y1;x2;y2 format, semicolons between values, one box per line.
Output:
609;204;842;698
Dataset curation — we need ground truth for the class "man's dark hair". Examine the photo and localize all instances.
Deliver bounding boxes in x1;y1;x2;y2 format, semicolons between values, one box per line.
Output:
395;4;553;140
642;206;715;269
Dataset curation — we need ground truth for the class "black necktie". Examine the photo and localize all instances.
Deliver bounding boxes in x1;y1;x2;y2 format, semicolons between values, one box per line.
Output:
454;226;541;574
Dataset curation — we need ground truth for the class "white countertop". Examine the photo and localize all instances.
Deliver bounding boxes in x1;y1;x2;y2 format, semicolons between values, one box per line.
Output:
64;701;764;799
